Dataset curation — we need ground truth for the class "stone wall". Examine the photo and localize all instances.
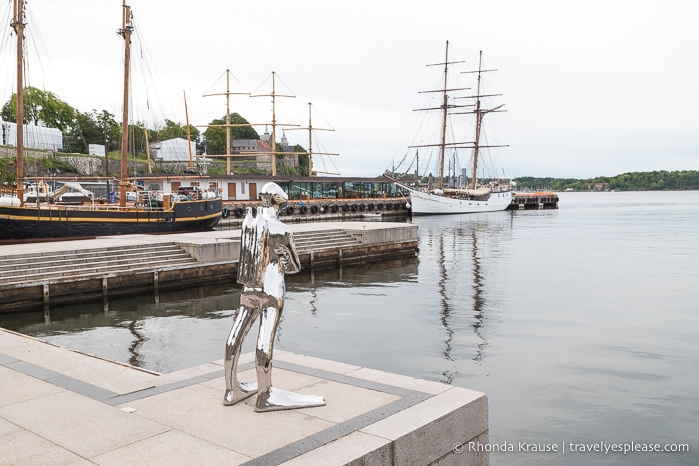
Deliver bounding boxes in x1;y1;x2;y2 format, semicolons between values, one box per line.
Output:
1;146;299;177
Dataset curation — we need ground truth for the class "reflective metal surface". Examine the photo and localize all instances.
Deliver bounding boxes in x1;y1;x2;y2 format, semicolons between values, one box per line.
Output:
224;182;325;411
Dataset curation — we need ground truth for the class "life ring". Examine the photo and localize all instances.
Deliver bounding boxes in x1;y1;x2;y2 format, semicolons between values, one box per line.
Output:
235;207;244;217
222;207;230;218
332;205;339;213
300;205;308;214
310;205;319;214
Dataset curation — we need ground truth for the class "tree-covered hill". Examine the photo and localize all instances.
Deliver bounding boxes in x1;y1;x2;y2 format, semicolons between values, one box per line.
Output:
513;171;699;191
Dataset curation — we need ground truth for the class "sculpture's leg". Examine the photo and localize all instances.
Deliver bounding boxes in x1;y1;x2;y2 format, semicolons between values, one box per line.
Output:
223;303;259;406
254;304;325;412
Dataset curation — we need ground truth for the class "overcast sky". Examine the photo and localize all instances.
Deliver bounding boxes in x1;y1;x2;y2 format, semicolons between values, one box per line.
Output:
2;0;697;179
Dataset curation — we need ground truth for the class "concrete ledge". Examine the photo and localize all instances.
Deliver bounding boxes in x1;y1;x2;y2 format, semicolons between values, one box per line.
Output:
178;238;240;262
347;224;418;245
0;329;488;465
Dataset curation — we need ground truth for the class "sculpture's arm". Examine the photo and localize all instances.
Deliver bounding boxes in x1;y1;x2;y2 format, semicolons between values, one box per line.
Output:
274;233;301;274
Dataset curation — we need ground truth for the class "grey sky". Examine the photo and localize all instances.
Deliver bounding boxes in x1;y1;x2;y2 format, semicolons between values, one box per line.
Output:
4;0;697;179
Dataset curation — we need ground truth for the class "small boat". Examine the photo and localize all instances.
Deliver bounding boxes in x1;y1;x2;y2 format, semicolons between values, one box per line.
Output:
359;212;382;219
394;42;514;215
0;0;222;240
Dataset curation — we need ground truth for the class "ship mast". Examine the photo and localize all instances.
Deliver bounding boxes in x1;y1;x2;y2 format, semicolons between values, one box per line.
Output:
470;51;483;190
11;0;25;206
438;41;449;190
202;69;250;174
117;0;133;208
251;72;295;176
183;90;193;169
410;41;467;190
283;103;338;176
459;51;506;190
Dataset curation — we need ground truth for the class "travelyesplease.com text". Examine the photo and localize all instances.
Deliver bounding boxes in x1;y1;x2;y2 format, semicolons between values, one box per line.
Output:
453;441;690;455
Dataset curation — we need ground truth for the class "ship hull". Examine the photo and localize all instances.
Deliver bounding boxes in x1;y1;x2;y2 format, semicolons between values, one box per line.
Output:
0;199;222;240
408;188;512;215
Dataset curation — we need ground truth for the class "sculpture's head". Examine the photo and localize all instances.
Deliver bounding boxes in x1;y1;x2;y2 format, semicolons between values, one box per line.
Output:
259;182;288;210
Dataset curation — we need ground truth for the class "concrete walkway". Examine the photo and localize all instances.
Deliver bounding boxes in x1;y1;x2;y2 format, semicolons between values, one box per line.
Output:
0;328;488;465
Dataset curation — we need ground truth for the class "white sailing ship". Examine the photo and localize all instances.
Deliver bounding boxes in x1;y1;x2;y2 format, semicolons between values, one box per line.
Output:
395;42;514;215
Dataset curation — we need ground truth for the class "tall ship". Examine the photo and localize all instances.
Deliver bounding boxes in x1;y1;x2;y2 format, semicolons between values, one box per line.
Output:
393;42;513;215
0;0;222;240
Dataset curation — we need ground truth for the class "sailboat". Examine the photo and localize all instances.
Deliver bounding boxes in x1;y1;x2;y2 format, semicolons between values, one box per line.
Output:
0;0;222;240
393;42;513;215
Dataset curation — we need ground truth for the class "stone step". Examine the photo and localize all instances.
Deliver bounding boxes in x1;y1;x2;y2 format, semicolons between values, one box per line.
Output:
0;241;197;285
0;243;181;263
1;256;198;285
0;249;192;274
0;251;194;279
293;230;361;253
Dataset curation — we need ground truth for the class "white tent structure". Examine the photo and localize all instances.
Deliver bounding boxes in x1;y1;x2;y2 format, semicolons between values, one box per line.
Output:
150;138;196;162
0;119;63;151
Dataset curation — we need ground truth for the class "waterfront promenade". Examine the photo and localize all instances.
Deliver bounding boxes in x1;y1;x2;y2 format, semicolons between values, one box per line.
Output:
0;327;488;465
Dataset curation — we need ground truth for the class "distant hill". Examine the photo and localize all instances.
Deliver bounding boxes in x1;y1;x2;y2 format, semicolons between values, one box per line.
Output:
513;171;699;191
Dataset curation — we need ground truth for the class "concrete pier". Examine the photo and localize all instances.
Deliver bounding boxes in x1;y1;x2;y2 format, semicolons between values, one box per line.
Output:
0;222;418;313
0;328;489;465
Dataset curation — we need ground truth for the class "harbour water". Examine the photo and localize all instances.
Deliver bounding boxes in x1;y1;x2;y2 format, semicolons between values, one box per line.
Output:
2;191;698;465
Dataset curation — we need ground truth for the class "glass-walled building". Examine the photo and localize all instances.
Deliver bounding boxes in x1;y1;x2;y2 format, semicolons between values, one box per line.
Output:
279;178;403;200
135;175;407;202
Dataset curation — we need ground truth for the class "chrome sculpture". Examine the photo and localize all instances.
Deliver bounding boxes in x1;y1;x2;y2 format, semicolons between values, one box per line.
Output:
224;182;325;412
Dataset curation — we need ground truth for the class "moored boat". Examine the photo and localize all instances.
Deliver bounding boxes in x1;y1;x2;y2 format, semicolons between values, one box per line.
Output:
0;0;221;240
394;42;514;215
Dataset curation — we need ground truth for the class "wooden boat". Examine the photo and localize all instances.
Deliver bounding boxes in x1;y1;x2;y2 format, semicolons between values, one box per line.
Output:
0;0;221;239
394;42;513;215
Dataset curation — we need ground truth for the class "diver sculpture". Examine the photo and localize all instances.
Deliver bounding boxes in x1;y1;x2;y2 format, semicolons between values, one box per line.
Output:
224;182;325;412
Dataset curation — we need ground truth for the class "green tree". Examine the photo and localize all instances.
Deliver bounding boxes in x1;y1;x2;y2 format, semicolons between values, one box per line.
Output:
1;86;78;133
95;110;120;152
203;113;259;154
154;119;200;144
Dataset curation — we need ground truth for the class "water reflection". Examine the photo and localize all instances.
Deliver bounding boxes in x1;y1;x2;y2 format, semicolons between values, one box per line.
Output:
0;284;242;373
437;234;455;384
413;212;512;384
127;319;146;367
470;228;487;364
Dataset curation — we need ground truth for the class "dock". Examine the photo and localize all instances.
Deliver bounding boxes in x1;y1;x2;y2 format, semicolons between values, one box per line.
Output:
219;192;559;227
0;328;489;465
509;192;559;210
0;222;418;313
